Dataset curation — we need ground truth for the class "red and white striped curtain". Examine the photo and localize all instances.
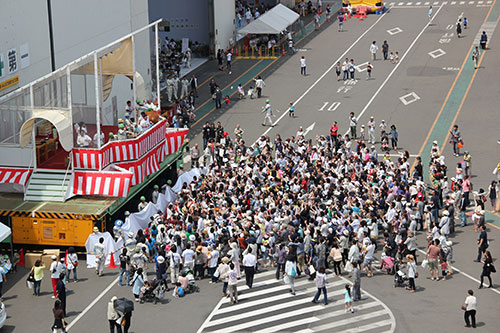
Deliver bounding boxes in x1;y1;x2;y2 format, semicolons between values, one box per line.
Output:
0;168;32;186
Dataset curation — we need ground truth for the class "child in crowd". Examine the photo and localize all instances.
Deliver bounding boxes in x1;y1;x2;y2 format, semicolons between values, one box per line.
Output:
344;284;354;313
289;102;295;117
247;86;255;99
224;95;231;106
237;84;245;99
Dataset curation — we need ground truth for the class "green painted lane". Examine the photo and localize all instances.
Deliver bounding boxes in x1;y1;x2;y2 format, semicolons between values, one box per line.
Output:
421;0;500;180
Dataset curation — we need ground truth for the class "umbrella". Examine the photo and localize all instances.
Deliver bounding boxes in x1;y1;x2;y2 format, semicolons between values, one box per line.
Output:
114;297;134;314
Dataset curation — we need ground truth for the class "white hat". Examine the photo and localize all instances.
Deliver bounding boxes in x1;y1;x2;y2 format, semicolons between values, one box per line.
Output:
445;240;453;246
433;140;438;144
124;211;130;216
51;255;57;260
157;256;165;264
443;210;449;216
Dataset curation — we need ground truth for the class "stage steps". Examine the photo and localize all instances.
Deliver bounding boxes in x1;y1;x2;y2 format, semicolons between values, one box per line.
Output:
24;169;72;202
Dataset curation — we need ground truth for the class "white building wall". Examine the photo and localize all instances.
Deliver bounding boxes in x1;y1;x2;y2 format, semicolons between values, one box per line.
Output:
214;0;236;54
0;0;151;167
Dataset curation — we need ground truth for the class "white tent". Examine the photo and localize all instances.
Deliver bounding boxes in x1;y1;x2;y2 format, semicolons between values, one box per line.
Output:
238;3;300;35
0;222;11;243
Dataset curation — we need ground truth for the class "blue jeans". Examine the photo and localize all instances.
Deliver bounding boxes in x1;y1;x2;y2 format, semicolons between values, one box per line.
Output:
208;267;217;283
34;280;41;295
276;263;285;280
118;267;130;286
67;268;78;281
313;287;328;304
222;282;228;295
460;211;467;226
431;208;439;224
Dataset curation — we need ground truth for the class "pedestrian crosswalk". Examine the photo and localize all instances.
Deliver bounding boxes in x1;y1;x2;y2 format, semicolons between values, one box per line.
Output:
387;0;492;6
197;270;395;333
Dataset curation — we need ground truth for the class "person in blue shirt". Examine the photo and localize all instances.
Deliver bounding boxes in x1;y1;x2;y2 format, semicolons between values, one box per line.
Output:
288;102;295;118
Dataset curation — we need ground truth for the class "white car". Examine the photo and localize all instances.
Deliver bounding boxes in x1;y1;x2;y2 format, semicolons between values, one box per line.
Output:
0;302;6;328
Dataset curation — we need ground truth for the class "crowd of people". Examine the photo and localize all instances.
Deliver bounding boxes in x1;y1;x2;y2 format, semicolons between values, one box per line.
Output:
74;98;161;148
90;110;494;323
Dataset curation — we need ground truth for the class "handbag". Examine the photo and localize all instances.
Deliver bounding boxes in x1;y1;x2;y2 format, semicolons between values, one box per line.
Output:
490;264;496;273
27;268;35;283
345;261;353;272
214;267;220;278
421;259;428;269
26;280;34;289
461;305;466;311
308;264;316;275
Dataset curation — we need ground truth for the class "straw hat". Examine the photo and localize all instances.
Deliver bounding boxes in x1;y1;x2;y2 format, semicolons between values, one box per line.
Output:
221;257;230;264
157;256;165;264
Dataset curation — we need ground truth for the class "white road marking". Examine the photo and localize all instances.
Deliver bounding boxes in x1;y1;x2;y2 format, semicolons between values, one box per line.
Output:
304;122;316;136
253;9;391;145
296;309;388;333
400;92;421;105
66;276;120;331
473;21;497;44
417;249;500;295
459;0;465;4
387;27;403;35
428;48;447;58
216;281;345;315
343;5;444;136
424;1;430;4
451;1;457;4
263;304;384;333
206;285;349;327
355;61;370;72
335;319;394;333
416;1;422;4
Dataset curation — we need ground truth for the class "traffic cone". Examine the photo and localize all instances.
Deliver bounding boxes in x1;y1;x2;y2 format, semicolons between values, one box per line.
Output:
19;248;25;266
282;47;285;56
64;249;69;266
107;251;118;269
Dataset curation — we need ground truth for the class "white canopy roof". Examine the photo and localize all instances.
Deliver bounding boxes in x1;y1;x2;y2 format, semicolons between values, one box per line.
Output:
238;4;300;35
0;222;11;243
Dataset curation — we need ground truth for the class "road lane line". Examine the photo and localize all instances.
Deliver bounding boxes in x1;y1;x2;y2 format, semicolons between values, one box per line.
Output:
417;249;500;295
343;4;445;137
411;0;498;173
253;9;392;145
191;6;340;129
438;50;487;154
338;276;397;333
66;276;119;331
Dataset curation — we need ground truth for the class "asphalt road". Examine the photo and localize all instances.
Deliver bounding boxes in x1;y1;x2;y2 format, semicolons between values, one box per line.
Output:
3;1;500;332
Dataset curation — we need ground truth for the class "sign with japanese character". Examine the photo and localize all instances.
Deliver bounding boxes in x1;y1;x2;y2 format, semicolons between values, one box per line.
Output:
0;53;4;78
7;48;18;74
20;44;30;69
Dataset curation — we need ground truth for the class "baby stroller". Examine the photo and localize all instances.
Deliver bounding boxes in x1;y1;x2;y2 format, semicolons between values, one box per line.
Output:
393;259;408;288
141;278;166;304
181;267;200;293
381;135;390;152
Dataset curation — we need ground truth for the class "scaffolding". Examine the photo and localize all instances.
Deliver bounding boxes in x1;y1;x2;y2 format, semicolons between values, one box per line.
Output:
0;19;165;169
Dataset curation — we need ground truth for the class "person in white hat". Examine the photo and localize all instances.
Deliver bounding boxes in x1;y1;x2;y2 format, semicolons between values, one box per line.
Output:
439;210;450;236
50;255;62;298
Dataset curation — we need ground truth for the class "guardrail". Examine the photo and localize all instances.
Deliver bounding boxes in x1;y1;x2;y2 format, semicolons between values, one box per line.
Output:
72;119;167;170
